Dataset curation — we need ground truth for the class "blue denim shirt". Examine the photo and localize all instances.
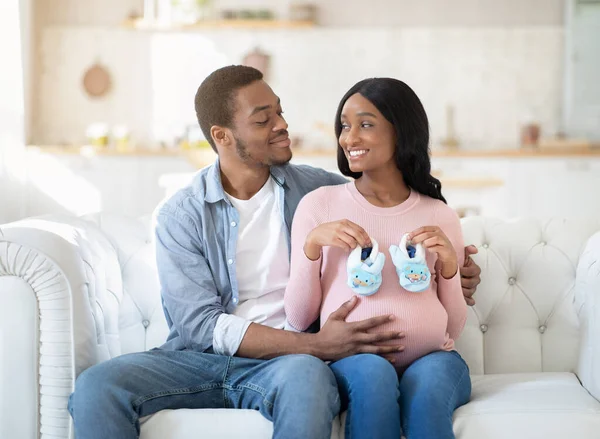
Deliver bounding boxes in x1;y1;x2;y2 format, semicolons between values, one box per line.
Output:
155;158;347;352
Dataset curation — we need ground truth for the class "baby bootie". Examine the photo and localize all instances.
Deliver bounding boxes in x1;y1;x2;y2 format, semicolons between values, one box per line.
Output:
347;238;386;296
389;233;431;293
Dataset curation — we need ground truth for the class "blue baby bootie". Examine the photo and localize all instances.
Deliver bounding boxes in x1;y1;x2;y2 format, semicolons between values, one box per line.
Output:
347;238;385;296
389;233;431;293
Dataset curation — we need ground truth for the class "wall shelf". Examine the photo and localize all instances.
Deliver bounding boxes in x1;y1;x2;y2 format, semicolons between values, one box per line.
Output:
121;19;316;31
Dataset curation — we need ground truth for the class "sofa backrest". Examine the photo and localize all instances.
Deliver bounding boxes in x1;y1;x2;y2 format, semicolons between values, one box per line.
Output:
90;214;600;375
457;217;600;374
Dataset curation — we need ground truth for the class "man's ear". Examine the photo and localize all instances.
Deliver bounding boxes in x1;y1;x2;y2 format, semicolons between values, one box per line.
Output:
210;126;231;149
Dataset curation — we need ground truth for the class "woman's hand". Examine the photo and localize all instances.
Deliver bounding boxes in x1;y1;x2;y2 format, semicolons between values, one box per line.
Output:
408;226;458;279
304;220;371;261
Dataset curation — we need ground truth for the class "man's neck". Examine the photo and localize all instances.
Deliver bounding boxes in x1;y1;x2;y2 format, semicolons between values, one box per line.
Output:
219;158;271;200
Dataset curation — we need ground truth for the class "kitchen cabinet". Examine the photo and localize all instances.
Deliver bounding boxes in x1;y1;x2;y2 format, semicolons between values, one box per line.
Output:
431;156;600;219
21;147;600;221
516;159;600;218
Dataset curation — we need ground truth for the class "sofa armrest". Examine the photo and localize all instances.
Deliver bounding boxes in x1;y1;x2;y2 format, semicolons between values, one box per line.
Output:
0;215;123;439
575;231;600;402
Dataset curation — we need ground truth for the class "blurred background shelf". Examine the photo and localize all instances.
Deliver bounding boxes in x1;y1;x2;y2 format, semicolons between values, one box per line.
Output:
121;19;316;31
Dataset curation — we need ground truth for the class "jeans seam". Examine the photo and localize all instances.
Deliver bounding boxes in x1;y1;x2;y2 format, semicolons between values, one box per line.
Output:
223;359;274;409
222;356;233;408
447;364;469;410
131;382;225;409
227;383;274;409
129;382;226;428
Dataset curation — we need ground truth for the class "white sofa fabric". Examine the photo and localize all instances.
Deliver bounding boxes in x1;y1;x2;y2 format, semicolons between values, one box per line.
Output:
1;214;600;439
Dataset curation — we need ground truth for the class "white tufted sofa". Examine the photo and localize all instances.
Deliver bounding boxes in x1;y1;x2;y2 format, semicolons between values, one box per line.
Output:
1;214;600;439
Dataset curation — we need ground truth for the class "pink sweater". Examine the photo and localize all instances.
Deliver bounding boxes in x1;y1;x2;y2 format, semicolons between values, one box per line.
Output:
284;182;467;368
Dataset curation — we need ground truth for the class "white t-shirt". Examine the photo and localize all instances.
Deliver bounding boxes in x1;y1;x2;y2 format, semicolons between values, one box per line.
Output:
212;176;290;355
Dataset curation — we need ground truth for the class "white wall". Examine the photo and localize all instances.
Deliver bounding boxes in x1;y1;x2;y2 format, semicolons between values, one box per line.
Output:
0;0;28;223
563;0;600;140
31;0;567;148
35;26;564;149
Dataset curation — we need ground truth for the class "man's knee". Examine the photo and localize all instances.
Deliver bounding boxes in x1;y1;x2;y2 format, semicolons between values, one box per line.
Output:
277;354;336;385
69;357;127;413
274;354;339;403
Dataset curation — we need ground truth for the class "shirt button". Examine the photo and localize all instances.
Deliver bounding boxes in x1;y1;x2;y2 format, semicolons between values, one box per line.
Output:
232;297;239;304
231;221;237;227
480;324;488;333
482;243;489;249
508;277;516;286
142;320;150;328
227;259;234;265
539;325;547;334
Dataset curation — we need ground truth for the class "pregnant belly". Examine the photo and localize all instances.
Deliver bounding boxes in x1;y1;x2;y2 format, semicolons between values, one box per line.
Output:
321;293;450;368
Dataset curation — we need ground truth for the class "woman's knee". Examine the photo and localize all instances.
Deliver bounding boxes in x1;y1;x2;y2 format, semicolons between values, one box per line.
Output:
400;351;470;406
333;354;398;392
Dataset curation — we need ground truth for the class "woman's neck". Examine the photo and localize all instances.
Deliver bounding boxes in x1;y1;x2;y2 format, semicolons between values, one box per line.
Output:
355;165;410;208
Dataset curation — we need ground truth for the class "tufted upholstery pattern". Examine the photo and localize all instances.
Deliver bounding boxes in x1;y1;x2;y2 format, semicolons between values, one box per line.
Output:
458;217;600;375
79;213;170;355
1;214;600;439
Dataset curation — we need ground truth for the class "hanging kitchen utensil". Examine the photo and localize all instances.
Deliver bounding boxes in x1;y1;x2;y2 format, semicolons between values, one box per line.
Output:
82;63;112;98
242;47;271;80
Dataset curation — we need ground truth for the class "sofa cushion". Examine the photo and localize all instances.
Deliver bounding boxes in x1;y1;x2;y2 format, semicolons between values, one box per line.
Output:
453;372;600;438
140;373;600;439
140;408;341;439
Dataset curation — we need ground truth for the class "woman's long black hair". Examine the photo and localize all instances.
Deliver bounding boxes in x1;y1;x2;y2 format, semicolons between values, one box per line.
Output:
335;78;446;203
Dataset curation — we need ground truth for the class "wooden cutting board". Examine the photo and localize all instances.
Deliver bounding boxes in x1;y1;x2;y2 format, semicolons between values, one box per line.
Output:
82;63;112;98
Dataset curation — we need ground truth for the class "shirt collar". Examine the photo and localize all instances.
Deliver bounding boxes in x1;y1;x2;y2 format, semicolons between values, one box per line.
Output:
204;157;287;203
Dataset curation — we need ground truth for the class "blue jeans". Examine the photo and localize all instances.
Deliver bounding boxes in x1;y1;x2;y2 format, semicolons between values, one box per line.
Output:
330;354;401;439
68;350;340;439
331;350;471;439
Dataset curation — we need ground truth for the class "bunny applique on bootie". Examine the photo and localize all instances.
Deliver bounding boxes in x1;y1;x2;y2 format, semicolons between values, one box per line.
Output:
389;233;431;293
346;238;386;296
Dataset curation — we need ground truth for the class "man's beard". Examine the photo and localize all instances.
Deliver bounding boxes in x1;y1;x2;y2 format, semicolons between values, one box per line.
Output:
234;135;291;167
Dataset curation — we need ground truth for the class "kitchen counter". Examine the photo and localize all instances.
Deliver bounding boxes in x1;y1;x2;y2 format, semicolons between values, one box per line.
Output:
22;144;600;219
430;146;600;158
26;145;183;157
28;145;600;162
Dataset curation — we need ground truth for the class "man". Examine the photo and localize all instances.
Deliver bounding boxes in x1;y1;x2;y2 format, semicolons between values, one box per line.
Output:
69;65;481;439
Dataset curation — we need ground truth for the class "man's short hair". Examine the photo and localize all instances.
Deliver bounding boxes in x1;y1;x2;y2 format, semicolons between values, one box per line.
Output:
195;65;263;152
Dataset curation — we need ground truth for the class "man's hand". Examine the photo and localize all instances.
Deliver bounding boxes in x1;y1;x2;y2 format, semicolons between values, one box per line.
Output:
237;297;404;361
461;245;481;306
313;296;405;362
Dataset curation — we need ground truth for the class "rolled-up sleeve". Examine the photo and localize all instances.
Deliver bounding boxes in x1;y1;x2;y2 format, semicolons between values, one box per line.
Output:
212;314;252;356
155;207;227;352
